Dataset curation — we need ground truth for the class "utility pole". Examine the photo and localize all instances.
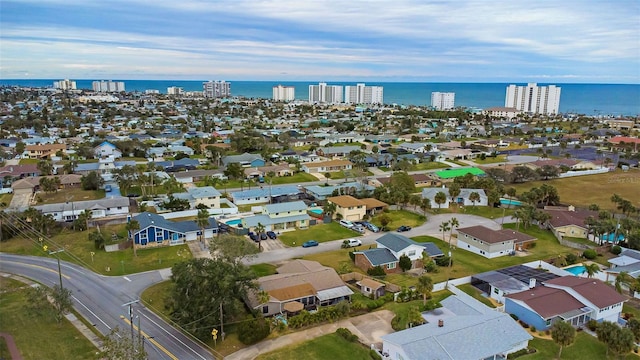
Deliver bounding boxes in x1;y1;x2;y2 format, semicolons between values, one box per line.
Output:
122;300;140;346
219;302;225;341
48;249;65;289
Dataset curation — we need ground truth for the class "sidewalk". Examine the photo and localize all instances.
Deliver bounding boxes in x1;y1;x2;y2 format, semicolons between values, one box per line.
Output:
224;310;394;360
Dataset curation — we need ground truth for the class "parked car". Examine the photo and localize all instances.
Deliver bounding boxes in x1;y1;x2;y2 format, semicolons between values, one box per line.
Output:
302;240;319;248
397;225;412;232
104;184;112;192
248;232;258;241
260;233;268;240
266;231;277;239
345;238;362;247
351;225;365;234
339;220;354;228
364;222;379;232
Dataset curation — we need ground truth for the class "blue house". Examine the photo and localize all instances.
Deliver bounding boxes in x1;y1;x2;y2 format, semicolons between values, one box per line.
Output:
131;212;218;247
222;153;265;168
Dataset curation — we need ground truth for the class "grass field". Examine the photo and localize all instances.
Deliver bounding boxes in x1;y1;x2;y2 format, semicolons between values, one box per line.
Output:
457;284;496;308
18;158;39;165
140;280;173;320
411;162;448;171
523;332;636;359
35;188;105;204
270;172;317;185
278;222;361;247
0;225;192;275
472;155;507;164
370;210;426;230
255;332;374;360
250;263;278;276
0;192;13;206
509;169;640;210
0;278;99;359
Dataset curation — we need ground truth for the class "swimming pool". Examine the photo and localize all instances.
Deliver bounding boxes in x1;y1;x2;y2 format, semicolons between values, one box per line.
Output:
309;209;323;215
225;219;242;226
500;198;523;207
564;265;586;276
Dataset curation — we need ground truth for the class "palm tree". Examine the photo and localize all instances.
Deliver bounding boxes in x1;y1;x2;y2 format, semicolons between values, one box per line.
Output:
468;191;480;208
449;217;459;243
322;202;337;220
551;320;576;358
126;219;140;257
195;208;210;248
584;263;600;278
416;275;434;306
419;198;431;217
257;290;270;305
615;271;638;295
254;222;266;251
439;221;451;243
434;191;447;211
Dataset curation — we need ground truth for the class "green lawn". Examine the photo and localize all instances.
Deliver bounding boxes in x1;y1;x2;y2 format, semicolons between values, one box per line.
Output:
472;155;507;164
370;210;426;230
458;205;515;219
509;170;640;211
325;170;373;180
140;280;174;320
411;162;448;171
457;284;496;308
250;263;278;277
278;222;361;247
381;290;453;329
523;332;636;359
0;225;192;275
270;173;317;185
0;279;99;359
256;333;374;360
35;188;105;204
563;236;595;247
0;192;13;206
18;158;39;165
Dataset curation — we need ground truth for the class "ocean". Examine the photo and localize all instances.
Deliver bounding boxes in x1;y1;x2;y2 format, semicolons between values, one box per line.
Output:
1;79;638;116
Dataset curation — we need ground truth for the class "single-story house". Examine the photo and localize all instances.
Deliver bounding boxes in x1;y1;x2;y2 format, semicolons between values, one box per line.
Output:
172;186;222;209
457;225;536;258
354;233;443;274
421;187;488;208
470;265;561;304
303;182;374;201
316;145;362;158
505;276;626;330
0;164;40;187
246;260;353;317
34;196;130;222
545;207;598;241
605;248;640;288
243;164;293;179
327;195;366;221
94;141;122;159
131;211;218;247
242;201;311;232
381;293;532;360
301;160;352;174
12;174;83;195
229;185;301;206
357;277;386;299
222;153;265;168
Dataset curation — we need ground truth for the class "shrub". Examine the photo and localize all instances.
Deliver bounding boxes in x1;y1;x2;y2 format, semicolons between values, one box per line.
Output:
367;266;386;277
336;328;359;342
237;317;270;345
565;253;578;265
424;260;438;273
399;255;412;272
420;299;441;312
369;349;382;360
528;242;537;249
435;255;452;267
510;314;519;321
349;250;355;261
530;326;536;333
583;249;597;260
611;245;622;255
587;319;598;331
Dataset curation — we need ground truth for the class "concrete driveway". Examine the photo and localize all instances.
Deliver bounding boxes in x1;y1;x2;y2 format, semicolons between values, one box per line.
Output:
225;310;395;360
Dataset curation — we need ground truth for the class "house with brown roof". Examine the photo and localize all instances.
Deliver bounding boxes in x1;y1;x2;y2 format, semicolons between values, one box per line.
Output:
301;159;352;174
505;276;626;330
357;278;385;299
545;207;598;241
359;197;388;216
25;143;66;159
327;195;366;221
0;164;40;188
246;260;353;317
457;225;536;258
11;174;83;195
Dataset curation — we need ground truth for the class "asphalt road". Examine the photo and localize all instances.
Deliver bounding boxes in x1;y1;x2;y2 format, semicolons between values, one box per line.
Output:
0;253;216;360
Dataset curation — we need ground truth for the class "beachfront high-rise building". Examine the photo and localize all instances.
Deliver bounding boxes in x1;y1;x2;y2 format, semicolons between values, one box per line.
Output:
431;92;455;110
273;85;295;102
92;80;125;93
53;79;76;90
344;83;384;104
203;80;231;98
505;83;561;115
167;86;184;96
308;82;343;104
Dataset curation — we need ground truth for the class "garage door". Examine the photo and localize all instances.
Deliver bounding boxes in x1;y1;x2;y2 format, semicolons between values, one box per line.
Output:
346;214;361;221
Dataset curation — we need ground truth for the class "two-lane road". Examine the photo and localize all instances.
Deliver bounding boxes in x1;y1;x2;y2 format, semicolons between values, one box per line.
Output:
0;253;216;360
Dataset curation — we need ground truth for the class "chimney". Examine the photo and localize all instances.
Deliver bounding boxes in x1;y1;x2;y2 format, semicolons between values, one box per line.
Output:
529;278;536;289
438;319;444;327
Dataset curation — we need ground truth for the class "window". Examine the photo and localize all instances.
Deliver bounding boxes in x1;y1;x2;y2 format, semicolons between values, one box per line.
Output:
387;262;396;269
408;250;416;256
262;306;268;314
156;229;163;239
140;232;147;240
493;288;499;294
117;206;122;210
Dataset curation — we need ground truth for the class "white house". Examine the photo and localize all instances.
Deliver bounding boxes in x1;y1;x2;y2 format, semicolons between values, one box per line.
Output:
34;196;130;222
242;201;311;232
94;141;122;159
457;226;536;259
422;187;488;208
172;186;222;209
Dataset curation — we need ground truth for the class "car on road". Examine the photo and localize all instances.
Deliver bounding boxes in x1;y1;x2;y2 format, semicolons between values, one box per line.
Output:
302;240;319;248
397;225;412;232
345;238;362;247
266;231;277;239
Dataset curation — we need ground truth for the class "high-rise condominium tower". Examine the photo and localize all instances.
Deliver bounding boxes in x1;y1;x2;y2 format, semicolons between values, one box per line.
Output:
273;85;295;101
344;83;384;104
203;81;231;98
308;82;343;104
505;83;561;115
92;80;125;92
431;92;455;110
53;79;76;90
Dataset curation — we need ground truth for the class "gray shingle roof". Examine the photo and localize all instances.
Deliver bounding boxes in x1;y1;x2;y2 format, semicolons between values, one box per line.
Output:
376;233;444;257
35;196;130;213
264;201;307;213
359;248;397;266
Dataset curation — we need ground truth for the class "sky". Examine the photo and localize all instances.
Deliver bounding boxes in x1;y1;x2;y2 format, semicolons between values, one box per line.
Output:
1;0;639;83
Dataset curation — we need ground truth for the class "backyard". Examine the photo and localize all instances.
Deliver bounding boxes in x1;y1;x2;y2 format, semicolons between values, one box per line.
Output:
509;169;640;211
255;333;374;360
370;210;426;230
270;172;317;185
277;222;362;247
472;155;507;164
410;161;448;171
0;277;99;359
523;332;637;360
35;188;105;204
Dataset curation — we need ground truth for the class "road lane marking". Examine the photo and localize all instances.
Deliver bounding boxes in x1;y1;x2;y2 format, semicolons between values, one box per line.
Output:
72;295;111;330
4;261;71;279
123;276;131;282
121;316;179;360
140;312;208;360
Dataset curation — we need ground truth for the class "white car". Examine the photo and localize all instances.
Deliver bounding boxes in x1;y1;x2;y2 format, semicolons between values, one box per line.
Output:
346;238;362;247
339;220;354;228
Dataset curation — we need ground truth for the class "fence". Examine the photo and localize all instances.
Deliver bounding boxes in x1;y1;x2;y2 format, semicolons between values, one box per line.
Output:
558;167;610;178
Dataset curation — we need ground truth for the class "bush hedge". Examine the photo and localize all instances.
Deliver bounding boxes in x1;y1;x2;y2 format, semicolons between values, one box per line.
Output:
237;317;271;345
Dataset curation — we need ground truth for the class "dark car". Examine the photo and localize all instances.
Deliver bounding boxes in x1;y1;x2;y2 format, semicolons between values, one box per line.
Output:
260;233;268;240
266;231;277;239
397;225;412;232
302;240;319;248
248;232;258;241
